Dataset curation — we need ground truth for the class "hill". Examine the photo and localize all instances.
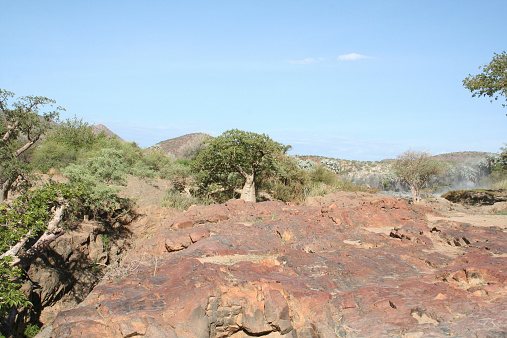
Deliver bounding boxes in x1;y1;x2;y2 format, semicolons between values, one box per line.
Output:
432;151;495;163
91;124;124;141
295;151;497;191
154;132;210;159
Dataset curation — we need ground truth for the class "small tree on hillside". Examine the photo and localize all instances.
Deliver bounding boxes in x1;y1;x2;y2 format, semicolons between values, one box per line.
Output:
191;129;289;202
463;51;507;110
392;149;446;203
32;116;97;172
0;89;63;201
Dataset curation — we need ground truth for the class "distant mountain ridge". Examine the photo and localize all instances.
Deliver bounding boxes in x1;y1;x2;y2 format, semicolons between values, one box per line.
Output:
154;133;210;159
90;124;497;165
91;124;124;141
432;151;495;164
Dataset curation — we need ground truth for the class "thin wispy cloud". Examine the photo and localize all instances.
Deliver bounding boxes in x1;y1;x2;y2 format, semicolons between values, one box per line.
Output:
337;53;372;61
288;57;326;65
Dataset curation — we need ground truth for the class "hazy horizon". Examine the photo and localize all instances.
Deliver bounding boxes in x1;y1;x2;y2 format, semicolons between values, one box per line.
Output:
2;1;506;161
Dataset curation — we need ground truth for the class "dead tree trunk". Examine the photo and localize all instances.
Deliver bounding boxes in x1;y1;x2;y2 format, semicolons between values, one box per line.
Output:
2;203;67;269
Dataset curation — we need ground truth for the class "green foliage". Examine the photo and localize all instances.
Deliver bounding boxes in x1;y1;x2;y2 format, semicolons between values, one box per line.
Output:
160;189;212;210
392;150;447;202
161;160;193;192
463;51;507;109
0;182;84;316
86;148;129;185
309;165;338;186
101;234;110;251
488;145;507;189
64;148;129;185
131;161;156;179
31;116;96;172
23;323;40;338
492;145;507;173
0;257;31;317
84;183;126;220
1;89;63;201
262;154;308;203
49;116;96;149
191;129;288;202
0;182;85;252
0;177;133;317
261;156;371;203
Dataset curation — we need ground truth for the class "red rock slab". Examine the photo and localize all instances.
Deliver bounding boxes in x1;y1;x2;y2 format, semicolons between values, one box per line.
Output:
52;195;507;337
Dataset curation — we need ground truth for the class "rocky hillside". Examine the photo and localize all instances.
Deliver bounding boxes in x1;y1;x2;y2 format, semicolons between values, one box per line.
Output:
154;133;210;159
433;151;494;163
91;124;124;141
49;192;507;337
297;151;496;192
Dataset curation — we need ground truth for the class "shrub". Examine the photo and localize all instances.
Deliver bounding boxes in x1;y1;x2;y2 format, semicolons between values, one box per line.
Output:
160;190;212;210
309;165;337;186
131;161;156;179
23;323;40;338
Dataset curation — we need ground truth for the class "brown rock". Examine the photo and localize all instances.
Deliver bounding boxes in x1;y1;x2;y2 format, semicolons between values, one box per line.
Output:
165;232;192;252
189;228;211;243
52;193;507;337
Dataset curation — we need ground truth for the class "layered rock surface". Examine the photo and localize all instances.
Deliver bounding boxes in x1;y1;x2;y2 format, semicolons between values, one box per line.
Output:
51;192;507;337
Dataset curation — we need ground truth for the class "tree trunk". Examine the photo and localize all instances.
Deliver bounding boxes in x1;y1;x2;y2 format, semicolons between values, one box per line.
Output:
0;178;12;203
18;203;66;269
240;174;256;202
410;185;421;203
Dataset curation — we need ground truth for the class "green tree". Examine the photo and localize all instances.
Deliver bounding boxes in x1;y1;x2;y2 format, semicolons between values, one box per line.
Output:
191;129;289;202
0;89;63;201
0;180;132;324
0;182;83;317
260;153;309;203
31;116;97;172
392;149;446;203
463;51;507;109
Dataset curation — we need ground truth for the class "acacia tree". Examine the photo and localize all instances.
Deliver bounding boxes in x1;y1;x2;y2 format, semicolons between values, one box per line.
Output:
191;129;289;203
392;149;446;203
0;89;63;202
463;51;507;110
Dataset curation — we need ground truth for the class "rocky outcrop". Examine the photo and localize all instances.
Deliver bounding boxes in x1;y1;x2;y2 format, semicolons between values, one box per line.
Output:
52;193;507;337
20;219;132;336
442;189;507;206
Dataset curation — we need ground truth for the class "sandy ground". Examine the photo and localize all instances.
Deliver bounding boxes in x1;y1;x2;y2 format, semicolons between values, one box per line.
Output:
427;213;507;229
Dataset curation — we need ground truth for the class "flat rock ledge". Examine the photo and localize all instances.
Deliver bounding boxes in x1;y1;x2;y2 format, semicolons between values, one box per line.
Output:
51;193;507;337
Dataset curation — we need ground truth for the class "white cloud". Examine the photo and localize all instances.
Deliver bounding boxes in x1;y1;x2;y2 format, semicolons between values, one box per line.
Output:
288;57;326;65
337;53;372;61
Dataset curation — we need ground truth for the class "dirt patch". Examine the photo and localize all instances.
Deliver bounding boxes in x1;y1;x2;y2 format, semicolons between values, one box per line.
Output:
427;213;507;229
197;254;279;265
119;176;172;208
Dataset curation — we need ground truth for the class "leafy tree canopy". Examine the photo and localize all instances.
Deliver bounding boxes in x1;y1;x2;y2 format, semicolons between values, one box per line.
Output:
463;51;507;109
392;149;446;203
0;89;63;201
191;129;289;202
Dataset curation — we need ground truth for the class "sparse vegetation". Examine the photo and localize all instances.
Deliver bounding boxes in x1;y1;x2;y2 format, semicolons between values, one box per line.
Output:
23;323;40;338
160;189;212;210
3;87;507;337
392;149;447;203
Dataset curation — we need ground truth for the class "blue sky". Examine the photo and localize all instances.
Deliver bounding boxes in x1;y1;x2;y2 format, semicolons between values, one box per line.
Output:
1;1;506;160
